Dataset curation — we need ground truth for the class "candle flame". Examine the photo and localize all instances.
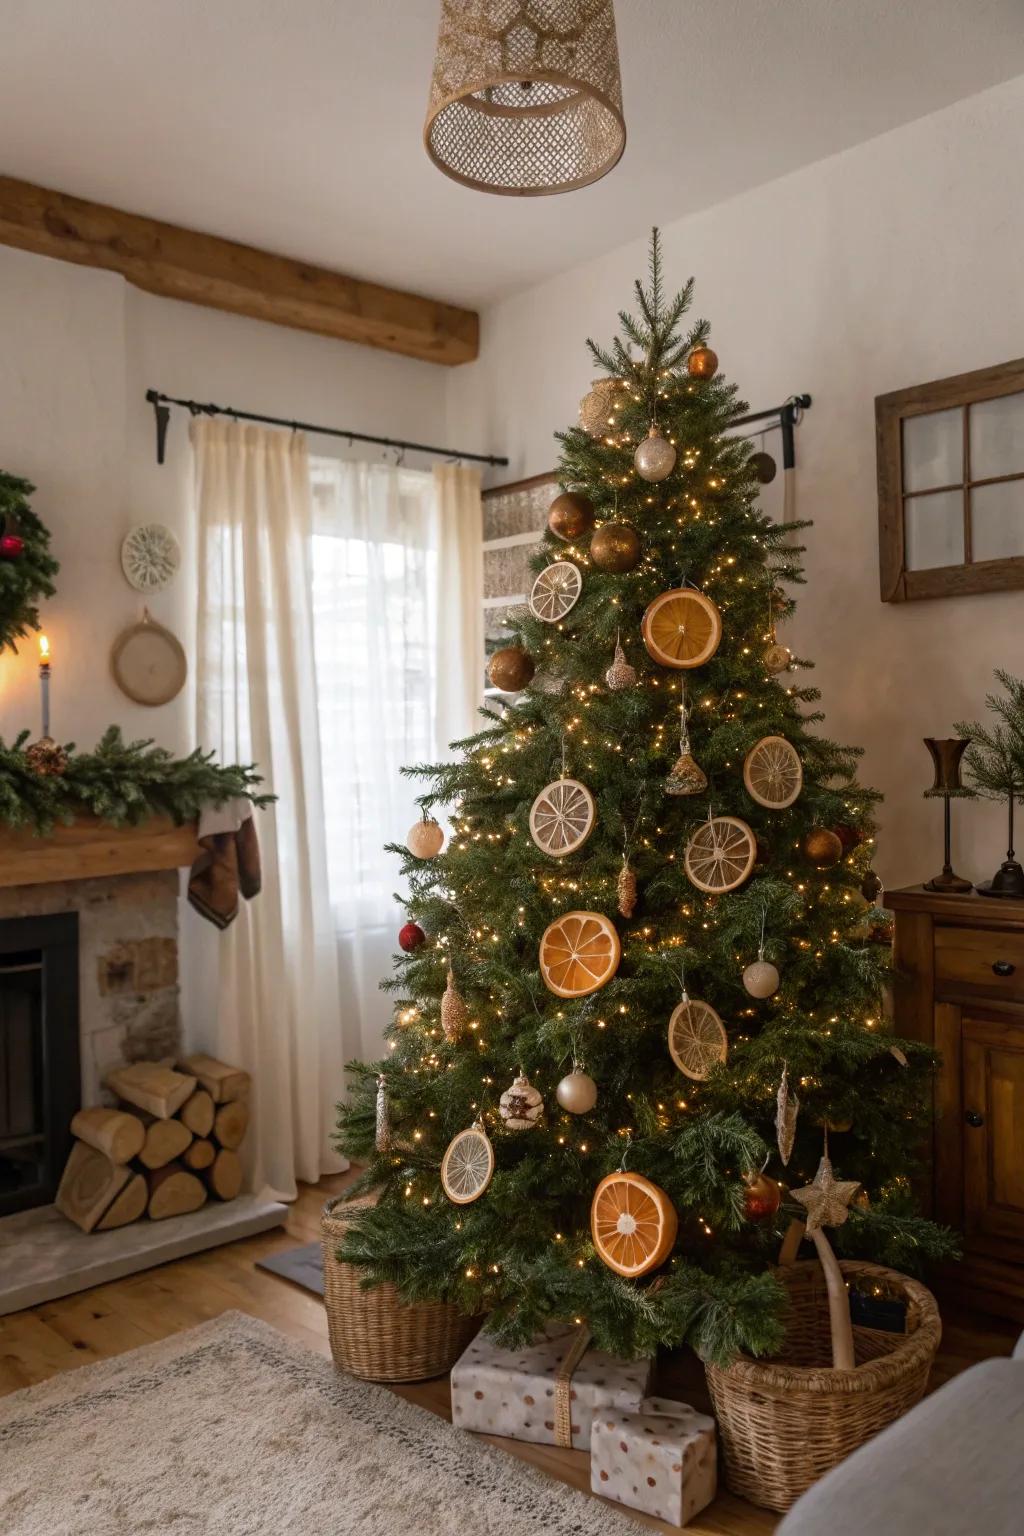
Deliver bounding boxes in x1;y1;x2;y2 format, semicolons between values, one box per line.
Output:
39;634;50;661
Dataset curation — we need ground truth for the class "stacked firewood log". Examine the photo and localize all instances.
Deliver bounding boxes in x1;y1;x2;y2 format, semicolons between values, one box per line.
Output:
55;1054;250;1232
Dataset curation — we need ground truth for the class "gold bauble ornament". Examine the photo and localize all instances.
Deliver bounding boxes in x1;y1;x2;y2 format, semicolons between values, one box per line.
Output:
763;641;792;674
605;637;637;691
617;858;637;918
687;342;718;380
803;828;844;868
488;646;535;692
406;817;444;859
24;735;68;777
498;1070;544;1132
665;751;708;797
590;522;641;573
441;967;469;1044
548;492;595;541
633;424;677;483
555;1065;598;1114
579;377;625;438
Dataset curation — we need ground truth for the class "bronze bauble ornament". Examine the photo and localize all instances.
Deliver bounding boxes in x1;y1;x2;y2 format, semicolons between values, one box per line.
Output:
406;817;444;859
803;828;844;868
687;342;718;380
634;424;677;482
548;492;595;542
605;637;637;692
488;646;535;692
555;1065;598;1115
579;378;625;439
590;522;641;573
25;736;68;777
750;450;777;484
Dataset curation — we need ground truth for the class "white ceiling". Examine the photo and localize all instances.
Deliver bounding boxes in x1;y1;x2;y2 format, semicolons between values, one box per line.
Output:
2;0;1024;309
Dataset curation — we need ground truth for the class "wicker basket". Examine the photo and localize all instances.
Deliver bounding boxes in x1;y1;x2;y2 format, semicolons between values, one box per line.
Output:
321;1196;478;1383
705;1258;941;1513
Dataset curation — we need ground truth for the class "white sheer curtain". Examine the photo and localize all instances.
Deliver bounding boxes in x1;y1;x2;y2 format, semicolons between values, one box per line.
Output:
193;421;482;1195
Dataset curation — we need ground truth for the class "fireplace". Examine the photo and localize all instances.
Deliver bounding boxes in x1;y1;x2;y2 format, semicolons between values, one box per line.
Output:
0;913;79;1217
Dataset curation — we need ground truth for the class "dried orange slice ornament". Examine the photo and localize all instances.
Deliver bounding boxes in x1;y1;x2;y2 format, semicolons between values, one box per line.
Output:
539;911;621;998
529;778;596;857
743;736;803;810
591;1170;678;1278
529;561;582;623
684;815;756;894
440;1120;494;1205
668;994;728;1080
641;588;722;669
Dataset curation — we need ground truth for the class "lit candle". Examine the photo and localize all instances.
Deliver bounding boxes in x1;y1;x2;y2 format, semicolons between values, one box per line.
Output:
38;634;51;738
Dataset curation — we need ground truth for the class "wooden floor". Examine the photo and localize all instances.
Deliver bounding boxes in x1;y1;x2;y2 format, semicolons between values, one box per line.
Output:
0;1171;1018;1536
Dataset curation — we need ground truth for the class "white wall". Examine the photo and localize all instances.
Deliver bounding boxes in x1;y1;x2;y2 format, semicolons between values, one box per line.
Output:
447;72;1024;891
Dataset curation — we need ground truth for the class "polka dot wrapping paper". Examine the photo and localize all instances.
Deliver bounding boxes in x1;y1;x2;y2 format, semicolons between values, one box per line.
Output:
590;1395;717;1526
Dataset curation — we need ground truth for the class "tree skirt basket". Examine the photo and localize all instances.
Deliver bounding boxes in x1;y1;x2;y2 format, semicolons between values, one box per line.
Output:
704;1257;941;1513
321;1196;478;1383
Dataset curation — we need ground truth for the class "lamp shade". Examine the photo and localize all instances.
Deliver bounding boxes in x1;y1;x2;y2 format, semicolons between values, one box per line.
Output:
923;737;970;796
425;0;626;196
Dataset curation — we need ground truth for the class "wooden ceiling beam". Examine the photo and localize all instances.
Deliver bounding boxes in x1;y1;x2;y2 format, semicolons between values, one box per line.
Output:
0;175;478;366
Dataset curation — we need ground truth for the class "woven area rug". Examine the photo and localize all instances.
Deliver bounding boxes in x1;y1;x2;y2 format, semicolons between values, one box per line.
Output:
0;1310;644;1535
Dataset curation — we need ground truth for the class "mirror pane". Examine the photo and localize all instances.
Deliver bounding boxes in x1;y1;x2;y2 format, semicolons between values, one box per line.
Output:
969;392;1024;481
971;479;1024;562
903;408;962;492
905;490;964;570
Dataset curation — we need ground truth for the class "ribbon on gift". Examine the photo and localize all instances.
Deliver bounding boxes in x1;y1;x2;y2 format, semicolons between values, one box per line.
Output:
554;1321;592;1448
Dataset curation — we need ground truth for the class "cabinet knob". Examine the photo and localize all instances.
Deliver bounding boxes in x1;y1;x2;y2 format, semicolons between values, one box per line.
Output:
992;960;1016;977
965;1109;985;1128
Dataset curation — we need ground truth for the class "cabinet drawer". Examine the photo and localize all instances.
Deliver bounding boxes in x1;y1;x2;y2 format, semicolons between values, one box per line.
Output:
935;925;1024;1000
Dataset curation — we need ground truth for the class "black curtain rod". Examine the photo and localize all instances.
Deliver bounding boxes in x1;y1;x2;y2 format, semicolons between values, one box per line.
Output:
730;394;812;471
145;389;510;469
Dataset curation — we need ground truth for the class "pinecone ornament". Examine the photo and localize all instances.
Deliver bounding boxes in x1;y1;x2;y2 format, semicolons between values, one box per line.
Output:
441;966;469;1043
24;736;68;777
617;858;637;918
375;1074;393;1154
605;636;637;691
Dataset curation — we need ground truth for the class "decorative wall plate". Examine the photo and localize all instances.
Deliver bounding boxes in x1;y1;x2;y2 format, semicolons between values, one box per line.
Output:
111;611;187;706
121;524;181;593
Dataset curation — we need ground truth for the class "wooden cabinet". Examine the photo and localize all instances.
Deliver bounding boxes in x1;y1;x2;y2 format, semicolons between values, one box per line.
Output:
887;885;1024;1319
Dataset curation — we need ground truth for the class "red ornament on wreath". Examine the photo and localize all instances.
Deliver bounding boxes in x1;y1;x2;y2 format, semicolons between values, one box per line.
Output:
743;1168;782;1221
398;921;426;953
0;533;24;559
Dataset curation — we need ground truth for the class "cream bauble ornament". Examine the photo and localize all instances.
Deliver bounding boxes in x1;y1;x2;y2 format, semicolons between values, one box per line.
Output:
743;954;780;998
556;1063;598;1114
634;424;677;483
407;816;444;859
579;377;626;438
499;1070;544;1131
764;639;792;674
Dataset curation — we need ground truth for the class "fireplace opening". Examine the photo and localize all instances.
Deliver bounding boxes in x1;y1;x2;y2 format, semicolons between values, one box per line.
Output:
0;913;79;1217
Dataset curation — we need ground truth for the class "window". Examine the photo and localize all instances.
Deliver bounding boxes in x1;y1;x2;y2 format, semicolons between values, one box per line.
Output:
877;357;1024;601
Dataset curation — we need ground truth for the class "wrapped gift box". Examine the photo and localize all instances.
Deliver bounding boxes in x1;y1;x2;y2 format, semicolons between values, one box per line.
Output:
451;1322;652;1451
591;1395;717;1527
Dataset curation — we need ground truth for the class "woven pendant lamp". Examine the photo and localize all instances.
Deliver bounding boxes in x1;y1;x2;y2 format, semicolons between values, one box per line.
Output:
425;0;626;196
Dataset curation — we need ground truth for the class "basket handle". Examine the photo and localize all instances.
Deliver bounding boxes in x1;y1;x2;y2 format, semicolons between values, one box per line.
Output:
778;1217;805;1266
811;1227;855;1371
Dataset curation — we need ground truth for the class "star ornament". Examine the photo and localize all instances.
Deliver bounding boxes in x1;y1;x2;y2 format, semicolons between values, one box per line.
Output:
791;1155;860;1234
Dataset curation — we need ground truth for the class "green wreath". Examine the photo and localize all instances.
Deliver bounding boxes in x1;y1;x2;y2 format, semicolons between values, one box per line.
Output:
0;471;59;653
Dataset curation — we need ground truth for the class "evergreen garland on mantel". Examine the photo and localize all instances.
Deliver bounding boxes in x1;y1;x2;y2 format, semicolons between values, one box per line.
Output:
0;726;273;834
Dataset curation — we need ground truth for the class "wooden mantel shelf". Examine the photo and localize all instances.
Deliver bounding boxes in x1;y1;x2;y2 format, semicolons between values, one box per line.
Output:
0;816;201;889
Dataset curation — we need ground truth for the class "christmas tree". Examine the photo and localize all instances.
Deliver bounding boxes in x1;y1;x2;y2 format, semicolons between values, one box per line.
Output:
337;232;952;1365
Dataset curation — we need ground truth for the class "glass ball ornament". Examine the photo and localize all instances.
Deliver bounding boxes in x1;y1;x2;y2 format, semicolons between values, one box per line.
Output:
548;492;595;541
634;424;676;483
687;342;718;380
590;522;641;573
499;1070;544;1131
555;1066;598;1114
406;817;444;859
742;1169;782;1221
0;533;25;559
398;921;426;952
579;377;625;438
804;828;844;868
763;641;792;674
488;646;535;692
742;956;780;998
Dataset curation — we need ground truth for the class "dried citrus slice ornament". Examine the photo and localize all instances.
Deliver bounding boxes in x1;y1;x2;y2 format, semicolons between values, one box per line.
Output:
539;911;621;998
529;561;582;623
641;588;722;669
743;736;803;810
591;1170;678;1278
529;778;596;857
440;1120;495;1205
668;993;728;1080
684;814;756;894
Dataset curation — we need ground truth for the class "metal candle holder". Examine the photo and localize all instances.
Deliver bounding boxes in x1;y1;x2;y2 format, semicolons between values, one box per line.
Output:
923;738;973;893
977;788;1024;899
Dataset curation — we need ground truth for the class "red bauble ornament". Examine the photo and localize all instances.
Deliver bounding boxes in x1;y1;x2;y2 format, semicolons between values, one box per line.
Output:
833;823;864;854
743;1169;783;1221
0;533;24;559
398;922;426;953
